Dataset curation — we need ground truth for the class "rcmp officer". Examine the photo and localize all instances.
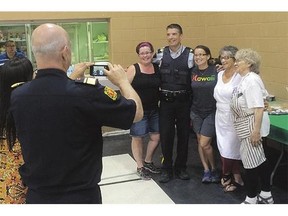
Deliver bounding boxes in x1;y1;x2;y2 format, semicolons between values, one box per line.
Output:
153;23;194;183
8;23;143;204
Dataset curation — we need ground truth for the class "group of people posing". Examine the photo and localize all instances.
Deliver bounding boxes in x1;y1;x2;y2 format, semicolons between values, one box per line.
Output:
0;23;273;204
127;23;274;205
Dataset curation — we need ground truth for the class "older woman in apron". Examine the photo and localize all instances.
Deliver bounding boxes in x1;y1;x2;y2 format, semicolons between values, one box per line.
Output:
231;48;273;204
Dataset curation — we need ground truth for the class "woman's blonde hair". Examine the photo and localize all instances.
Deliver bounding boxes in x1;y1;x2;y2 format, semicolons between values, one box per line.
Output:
235;48;261;74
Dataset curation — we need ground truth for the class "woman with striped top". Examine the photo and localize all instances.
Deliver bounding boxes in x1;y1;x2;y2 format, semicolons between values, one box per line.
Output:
231;48;273;204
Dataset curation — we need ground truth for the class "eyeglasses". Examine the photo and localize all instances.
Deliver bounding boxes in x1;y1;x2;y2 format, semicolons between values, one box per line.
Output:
6;45;16;48
220;56;234;61
194;54;207;57
139;52;152;56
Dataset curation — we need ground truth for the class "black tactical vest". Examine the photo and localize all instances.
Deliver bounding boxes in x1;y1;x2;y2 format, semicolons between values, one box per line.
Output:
160;46;192;91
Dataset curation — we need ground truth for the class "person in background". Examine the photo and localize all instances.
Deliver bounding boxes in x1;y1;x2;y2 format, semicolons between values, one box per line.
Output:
126;42;161;180
0;57;33;204
231;48;274;204
0;40;25;64
153;23;194;183
213;46;244;192
8;23;143;204
190;45;220;184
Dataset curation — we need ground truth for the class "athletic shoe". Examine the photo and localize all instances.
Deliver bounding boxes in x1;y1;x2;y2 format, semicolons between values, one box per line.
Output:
137;167;151;180
202;170;211;183
210;169;220;183
144;161;161;174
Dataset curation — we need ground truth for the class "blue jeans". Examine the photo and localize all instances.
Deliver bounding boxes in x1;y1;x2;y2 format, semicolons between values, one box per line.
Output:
130;109;159;137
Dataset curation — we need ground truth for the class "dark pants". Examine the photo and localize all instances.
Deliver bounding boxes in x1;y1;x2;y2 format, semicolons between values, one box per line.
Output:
244;160;271;198
159;96;191;171
26;185;102;204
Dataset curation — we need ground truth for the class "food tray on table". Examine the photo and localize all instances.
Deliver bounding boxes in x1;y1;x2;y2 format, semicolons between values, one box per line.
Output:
268;107;288;115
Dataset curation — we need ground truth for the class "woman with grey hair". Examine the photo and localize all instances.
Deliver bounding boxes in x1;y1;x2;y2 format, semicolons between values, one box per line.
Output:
231;48;273;204
214;46;244;192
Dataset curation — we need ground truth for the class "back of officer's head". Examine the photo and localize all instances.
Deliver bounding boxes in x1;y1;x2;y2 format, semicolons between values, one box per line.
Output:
31;23;71;70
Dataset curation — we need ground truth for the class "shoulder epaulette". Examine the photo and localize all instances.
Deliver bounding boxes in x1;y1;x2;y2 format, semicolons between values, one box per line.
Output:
11;82;25;89
185;47;193;53
75;77;98;86
157;47;165;54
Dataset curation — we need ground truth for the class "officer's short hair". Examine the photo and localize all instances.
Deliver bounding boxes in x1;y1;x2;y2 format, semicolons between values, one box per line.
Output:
166;24;183;34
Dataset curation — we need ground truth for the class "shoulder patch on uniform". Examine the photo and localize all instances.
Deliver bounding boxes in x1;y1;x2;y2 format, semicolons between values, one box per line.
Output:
75;77;98;86
104;86;117;101
11;82;25;89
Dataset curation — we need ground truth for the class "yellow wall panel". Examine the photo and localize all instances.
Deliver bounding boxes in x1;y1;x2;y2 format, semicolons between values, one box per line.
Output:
0;12;287;100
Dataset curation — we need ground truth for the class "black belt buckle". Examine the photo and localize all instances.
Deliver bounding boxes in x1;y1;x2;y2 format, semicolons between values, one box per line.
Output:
162;90;187;95
173;91;185;96
162;89;191;102
160;91;175;102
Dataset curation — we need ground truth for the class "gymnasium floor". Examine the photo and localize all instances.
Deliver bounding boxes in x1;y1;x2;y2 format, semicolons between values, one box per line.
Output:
101;130;288;204
100;154;174;204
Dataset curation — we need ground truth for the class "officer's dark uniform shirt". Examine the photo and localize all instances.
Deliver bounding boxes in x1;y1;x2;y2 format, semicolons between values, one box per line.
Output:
10;69;136;203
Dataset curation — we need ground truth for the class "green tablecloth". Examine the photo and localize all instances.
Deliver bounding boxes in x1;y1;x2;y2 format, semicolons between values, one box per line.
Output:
268;114;288;145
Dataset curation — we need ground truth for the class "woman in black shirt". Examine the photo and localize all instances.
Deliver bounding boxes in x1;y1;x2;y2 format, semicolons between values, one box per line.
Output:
126;42;161;180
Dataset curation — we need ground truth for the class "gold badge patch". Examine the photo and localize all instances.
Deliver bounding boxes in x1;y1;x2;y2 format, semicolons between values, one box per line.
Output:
104;86;117;101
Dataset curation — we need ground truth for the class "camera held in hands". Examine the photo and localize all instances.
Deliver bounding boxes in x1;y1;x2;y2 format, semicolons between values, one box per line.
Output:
88;62;119;90
89;64;108;76
89;62;109;76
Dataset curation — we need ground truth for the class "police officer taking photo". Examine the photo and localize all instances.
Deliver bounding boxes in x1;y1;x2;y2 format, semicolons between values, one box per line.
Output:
154;23;194;183
8;23;143;204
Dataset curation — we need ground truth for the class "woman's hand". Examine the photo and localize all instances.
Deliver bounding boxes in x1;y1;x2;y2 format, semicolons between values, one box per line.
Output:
250;129;262;146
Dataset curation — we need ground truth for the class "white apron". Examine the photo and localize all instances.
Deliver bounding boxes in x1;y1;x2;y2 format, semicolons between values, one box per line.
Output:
214;71;241;160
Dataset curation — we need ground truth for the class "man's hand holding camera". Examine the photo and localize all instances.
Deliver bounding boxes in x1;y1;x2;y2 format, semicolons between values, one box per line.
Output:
69;62;94;80
104;63;130;88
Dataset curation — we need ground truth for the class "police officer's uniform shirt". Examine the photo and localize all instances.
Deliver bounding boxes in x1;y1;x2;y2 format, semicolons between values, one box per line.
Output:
10;69;136;201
